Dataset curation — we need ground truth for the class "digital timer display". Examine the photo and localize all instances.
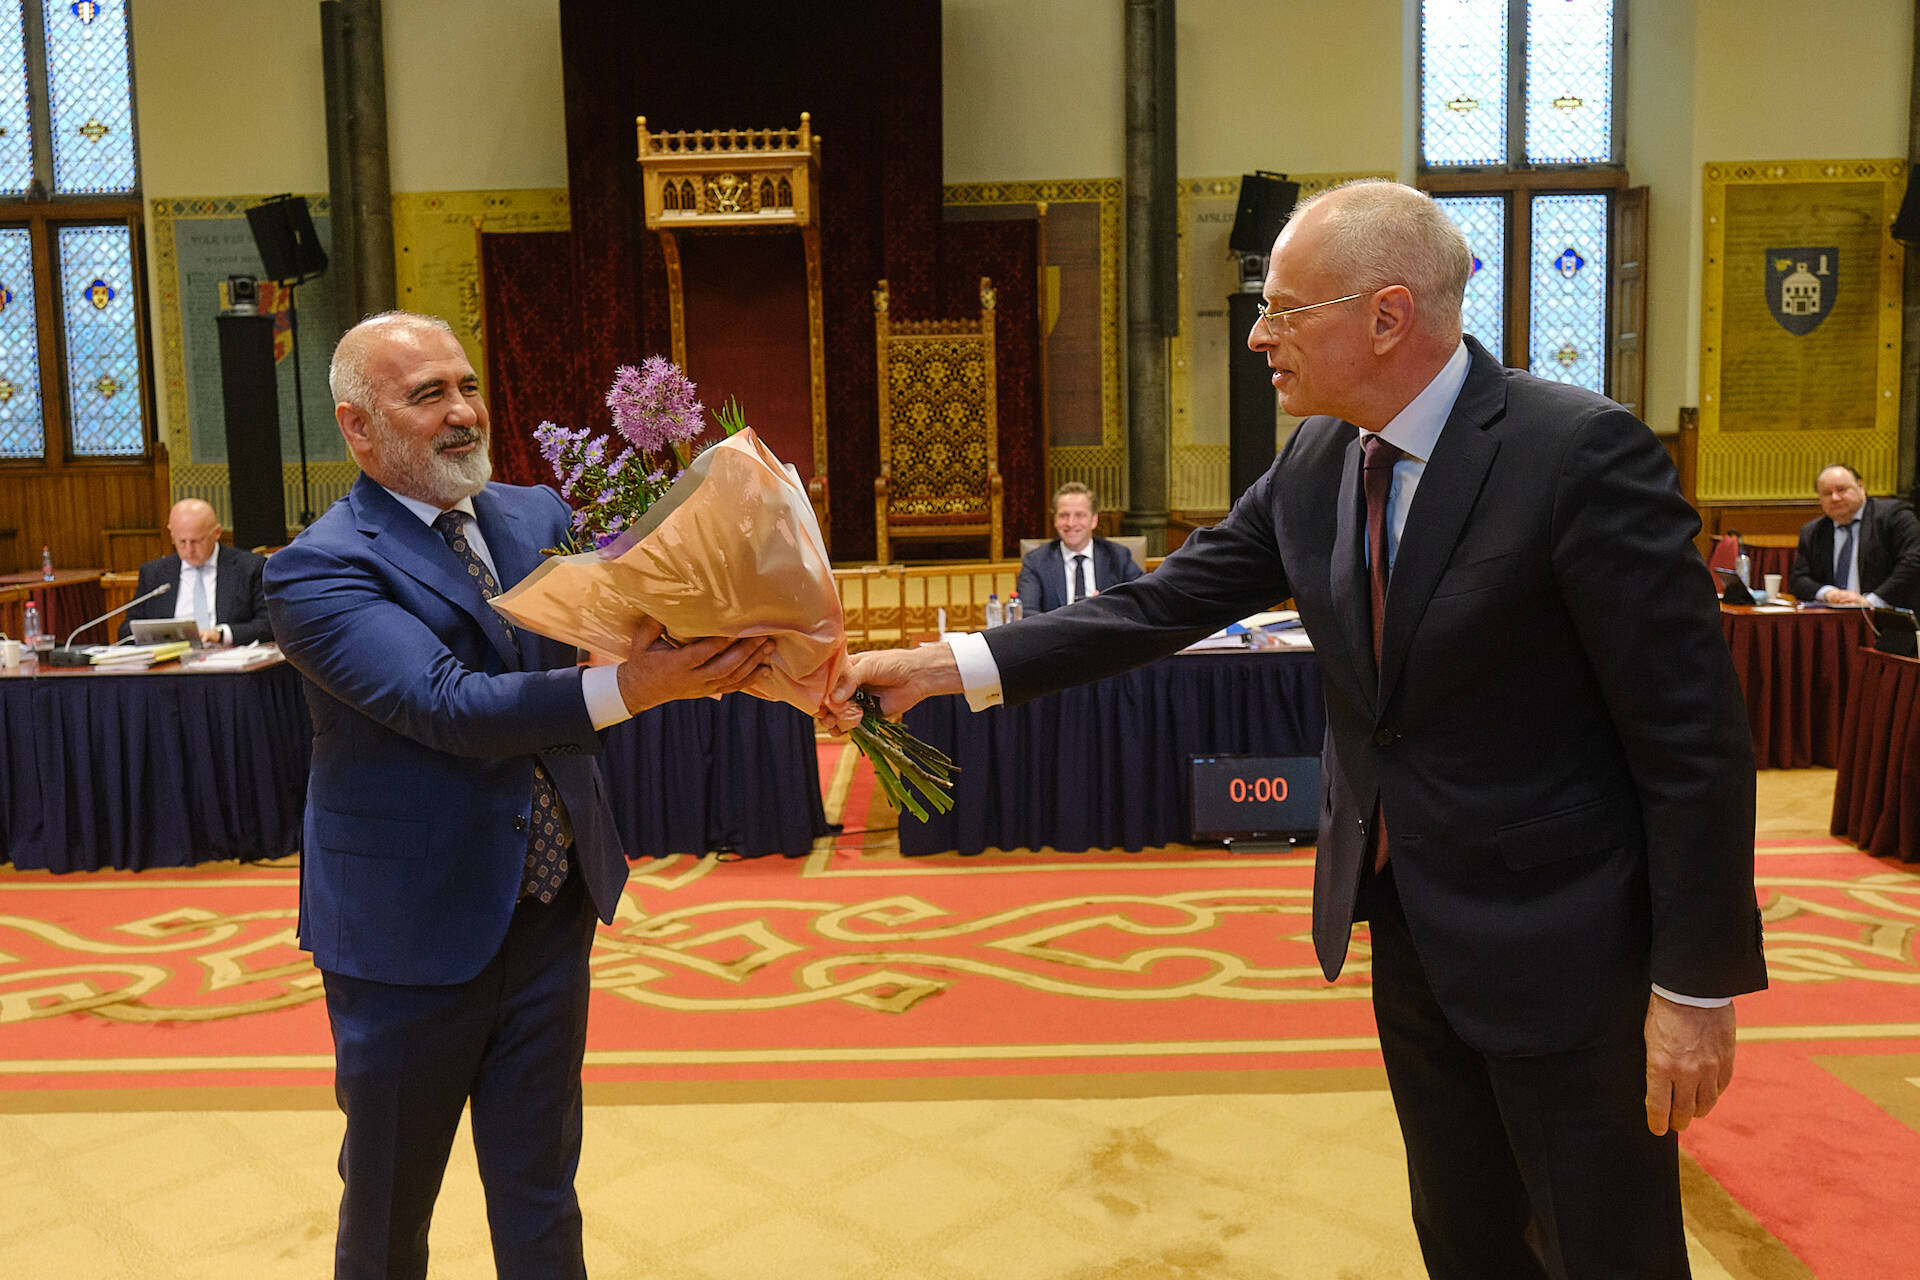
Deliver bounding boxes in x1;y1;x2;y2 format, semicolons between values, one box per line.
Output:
1188;754;1321;844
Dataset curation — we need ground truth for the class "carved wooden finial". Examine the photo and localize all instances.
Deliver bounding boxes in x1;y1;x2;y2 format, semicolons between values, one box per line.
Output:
874;278;891;316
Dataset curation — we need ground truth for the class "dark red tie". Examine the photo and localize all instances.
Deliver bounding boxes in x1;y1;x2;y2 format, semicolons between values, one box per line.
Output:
1363;435;1403;870
1363;434;1403;664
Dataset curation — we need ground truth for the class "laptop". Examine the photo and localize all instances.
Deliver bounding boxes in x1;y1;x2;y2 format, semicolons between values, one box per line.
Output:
129;618;205;648
1711;567;1754;605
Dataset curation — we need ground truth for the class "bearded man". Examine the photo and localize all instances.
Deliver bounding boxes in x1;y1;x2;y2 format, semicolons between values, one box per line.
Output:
265;312;770;1279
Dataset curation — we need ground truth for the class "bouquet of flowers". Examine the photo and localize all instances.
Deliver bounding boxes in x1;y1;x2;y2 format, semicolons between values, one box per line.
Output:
493;357;955;821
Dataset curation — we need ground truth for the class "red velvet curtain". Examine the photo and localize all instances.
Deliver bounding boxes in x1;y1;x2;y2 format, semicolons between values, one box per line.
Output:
545;0;1037;561
479;230;574;489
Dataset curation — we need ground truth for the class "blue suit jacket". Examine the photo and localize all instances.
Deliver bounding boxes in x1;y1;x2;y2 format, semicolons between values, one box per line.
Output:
1015;537;1143;613
264;476;627;986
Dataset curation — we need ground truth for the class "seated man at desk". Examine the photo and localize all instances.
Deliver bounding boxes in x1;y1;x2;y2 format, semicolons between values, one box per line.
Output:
119;499;274;645
1016;482;1143;613
1788;464;1920;609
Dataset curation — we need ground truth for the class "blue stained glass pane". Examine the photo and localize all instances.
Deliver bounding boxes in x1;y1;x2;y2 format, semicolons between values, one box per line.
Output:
0;2;31;195
1422;0;1507;167
1529;193;1608;393
1526;0;1615;164
59;223;142;455
43;0;137;195
0;226;44;458
1435;195;1506;359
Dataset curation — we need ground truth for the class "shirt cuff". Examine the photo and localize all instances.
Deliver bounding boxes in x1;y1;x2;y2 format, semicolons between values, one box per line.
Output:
1650;984;1730;1009
1815;585;1835;602
581;662;633;730
949;631;1004;711
217;623;232;644
1866;592;1887;609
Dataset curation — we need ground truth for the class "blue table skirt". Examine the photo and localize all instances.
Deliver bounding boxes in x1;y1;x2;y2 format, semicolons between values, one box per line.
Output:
0;667;828;872
1;665;313;871
901;649;1325;856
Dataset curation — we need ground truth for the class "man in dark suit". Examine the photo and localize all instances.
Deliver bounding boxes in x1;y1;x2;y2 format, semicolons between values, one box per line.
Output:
1787;463;1920;608
830;182;1764;1278
266;312;770;1280
1016;481;1143;612
118;498;273;644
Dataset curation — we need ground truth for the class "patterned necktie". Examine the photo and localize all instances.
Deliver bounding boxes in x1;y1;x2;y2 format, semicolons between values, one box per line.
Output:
432;509;571;903
1836;519;1857;591
1362;434;1403;872
1072;553;1088;603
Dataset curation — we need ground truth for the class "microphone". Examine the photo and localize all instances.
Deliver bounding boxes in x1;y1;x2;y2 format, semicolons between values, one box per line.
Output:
44;583;172;667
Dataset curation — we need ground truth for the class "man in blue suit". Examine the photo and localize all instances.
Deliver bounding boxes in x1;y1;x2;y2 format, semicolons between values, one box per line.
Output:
833;182;1764;1278
266;312;770;1280
1015;482;1144;612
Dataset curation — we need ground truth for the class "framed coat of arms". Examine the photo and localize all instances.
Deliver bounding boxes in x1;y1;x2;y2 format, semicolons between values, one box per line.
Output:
1698;159;1905;502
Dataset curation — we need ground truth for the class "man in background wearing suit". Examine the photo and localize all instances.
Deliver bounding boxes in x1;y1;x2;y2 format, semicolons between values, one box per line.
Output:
1788;463;1920;608
119;498;273;645
266;312;770;1280
1015;481;1143;612
830;181;1764;1279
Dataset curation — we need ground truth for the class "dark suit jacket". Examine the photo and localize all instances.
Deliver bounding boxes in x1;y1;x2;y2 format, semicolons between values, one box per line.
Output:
1788;496;1920;609
263;476;628;986
1016;537;1143;613
118;546;274;644
983;338;1765;1057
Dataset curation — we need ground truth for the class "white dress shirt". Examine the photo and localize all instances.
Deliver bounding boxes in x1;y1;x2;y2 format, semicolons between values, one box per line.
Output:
171;544;231;643
1056;539;1099;605
382;486;631;730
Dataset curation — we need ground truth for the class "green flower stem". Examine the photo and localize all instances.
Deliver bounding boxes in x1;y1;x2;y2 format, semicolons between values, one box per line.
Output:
848;690;957;822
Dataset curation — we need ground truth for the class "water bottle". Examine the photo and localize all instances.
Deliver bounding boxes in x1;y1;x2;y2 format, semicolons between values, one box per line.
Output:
22;599;40;648
1006;593;1023;622
1735;553;1751;588
40;544;53;581
984;592;1003;629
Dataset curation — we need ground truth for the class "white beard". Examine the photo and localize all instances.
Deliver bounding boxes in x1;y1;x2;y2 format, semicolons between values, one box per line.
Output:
365;413;492;506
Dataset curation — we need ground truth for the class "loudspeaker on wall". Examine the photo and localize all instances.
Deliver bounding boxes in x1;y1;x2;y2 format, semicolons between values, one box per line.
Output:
245;195;329;283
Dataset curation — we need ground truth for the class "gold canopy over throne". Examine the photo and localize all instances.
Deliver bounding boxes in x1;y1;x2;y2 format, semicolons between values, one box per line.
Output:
872;277;1003;563
637;114;829;544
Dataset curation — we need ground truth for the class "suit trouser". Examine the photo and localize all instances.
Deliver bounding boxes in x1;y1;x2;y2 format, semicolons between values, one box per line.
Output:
1362;864;1689;1280
323;870;597;1280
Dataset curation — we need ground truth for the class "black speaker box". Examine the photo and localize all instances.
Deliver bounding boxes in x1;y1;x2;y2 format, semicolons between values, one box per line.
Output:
217;313;287;552
1227;292;1280;502
246;195;328;282
1229;173;1300;254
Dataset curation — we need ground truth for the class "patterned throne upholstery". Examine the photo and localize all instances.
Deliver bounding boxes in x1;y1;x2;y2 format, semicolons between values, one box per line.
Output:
872;277;1003;563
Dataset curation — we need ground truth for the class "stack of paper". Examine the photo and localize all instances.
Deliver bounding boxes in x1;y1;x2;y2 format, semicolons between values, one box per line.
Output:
181;643;282;672
90;641;193;667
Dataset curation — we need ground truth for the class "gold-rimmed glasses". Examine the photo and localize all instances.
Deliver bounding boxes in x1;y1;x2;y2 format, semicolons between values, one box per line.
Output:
1252;291;1367;336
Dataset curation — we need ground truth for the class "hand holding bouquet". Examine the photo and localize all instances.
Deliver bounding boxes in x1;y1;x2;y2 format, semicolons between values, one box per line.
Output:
490;359;955;820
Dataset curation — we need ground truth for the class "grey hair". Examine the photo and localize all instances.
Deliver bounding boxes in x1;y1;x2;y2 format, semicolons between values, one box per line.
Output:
328;310;457;411
1290;180;1471;337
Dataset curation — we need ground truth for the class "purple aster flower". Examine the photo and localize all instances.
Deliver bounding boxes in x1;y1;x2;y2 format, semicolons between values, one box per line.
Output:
608;356;704;452
606;448;632;478
562;462;586;499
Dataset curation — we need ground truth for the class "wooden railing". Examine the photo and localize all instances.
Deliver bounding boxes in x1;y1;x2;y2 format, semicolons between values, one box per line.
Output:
835;557;1167;651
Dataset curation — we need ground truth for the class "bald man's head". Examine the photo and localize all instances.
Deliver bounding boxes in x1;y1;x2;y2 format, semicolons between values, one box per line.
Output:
167;498;222;568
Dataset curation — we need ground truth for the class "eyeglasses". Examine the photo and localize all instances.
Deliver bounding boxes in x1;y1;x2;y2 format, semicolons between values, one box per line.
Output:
1251;291;1368;335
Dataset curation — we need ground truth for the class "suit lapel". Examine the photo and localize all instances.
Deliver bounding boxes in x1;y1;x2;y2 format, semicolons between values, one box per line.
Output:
1329;433;1377;712
1376;347;1506;707
352;477;521;669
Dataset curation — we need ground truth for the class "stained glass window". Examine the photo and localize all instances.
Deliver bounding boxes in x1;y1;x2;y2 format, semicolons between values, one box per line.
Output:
0;226;42;457
1421;0;1508;167
0;1;31;195
43;0;137;195
1529;194;1608;393
1435;195;1506;357
1525;0;1615;164
58;223;141;455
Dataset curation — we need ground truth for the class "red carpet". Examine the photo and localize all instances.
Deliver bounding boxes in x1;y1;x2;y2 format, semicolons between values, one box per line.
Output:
4;772;1919;1276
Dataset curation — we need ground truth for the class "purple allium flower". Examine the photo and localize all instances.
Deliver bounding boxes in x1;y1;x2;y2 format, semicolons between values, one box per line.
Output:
608;356;704;452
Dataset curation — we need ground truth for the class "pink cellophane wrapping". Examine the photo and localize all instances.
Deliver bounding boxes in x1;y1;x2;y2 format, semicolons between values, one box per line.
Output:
489;429;848;716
